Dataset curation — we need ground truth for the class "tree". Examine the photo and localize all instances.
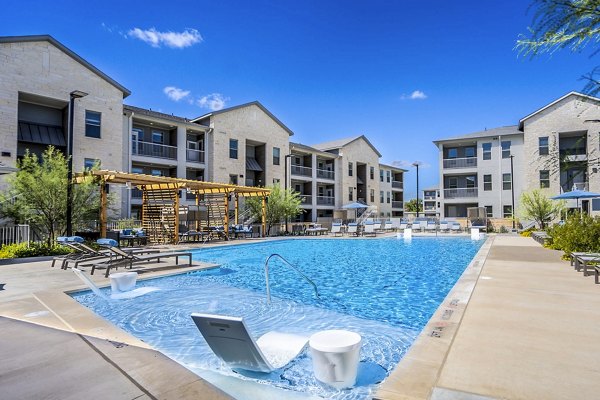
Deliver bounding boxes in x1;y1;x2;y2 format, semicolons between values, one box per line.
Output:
519;189;565;229
0;147;102;244
245;184;302;235
404;198;423;213
516;0;600;95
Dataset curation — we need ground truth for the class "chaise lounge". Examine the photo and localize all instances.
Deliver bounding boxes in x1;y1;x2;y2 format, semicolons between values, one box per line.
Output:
91;246;193;277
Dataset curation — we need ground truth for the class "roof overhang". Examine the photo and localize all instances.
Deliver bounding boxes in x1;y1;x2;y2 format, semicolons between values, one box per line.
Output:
519;91;600;129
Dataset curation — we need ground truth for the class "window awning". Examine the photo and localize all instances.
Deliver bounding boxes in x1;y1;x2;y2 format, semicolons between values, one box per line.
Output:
246;158;263;172
18;121;66;146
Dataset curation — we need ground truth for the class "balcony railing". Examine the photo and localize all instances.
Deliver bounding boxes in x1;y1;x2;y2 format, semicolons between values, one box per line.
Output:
443;157;477;169
444;188;478;198
132;141;177;160
392;201;403;209
316;196;335;206
131;188;143;199
186;149;205;163
392;181;403;189
299;194;312;204
316;169;334;180
291;164;312;177
424;195;436;200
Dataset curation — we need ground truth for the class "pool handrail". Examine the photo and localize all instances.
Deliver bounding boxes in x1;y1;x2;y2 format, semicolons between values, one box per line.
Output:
264;253;319;304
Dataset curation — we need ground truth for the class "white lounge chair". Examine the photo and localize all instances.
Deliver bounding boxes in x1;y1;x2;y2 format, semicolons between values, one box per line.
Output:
399;222;408;230
191;313;308;372
384;221;393;231
363;220;377;237
412;221;422;232
330;223;342;236
451;222;462;233
347;222;359;236
425;221;437;233
439;221;449;232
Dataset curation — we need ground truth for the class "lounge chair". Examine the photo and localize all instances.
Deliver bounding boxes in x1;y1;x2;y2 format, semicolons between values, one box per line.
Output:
347;222;359;236
52;236;90;268
383;221;393;231
64;240;160;270
363;221;378;237
411;221;422;233
425;221;437;233
91;246;193;277
233;225;253;239
191;313;308;372
439;221;449;232
451;222;462;233
330;223;342;237
399;222;408;231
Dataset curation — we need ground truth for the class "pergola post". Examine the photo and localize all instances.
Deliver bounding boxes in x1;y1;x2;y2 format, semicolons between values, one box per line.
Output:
174;186;180;244
224;192;230;238
261;195;267;237
100;182;107;238
195;190;200;231
234;193;239;226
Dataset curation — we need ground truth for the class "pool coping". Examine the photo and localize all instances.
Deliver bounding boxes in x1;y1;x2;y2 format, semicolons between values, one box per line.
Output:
375;235;494;400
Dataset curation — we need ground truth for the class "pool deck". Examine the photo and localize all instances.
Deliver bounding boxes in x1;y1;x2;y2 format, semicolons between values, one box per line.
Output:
1;235;598;399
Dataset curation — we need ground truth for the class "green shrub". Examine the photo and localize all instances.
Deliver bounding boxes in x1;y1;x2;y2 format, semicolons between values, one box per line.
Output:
0;242;72;259
547;215;600;256
498;225;509;234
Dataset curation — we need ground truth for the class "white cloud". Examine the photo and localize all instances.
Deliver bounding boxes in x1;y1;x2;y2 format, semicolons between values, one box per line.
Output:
163;86;191;102
401;90;428;100
197;93;228;111
127;28;202;49
392;160;431;169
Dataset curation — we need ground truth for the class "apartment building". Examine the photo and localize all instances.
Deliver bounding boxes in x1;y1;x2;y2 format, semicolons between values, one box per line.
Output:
434;92;600;219
422;187;440;217
379;163;405;218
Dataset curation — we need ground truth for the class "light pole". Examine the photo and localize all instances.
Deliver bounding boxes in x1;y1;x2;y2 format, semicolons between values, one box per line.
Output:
66;90;88;236
412;161;421;217
284;153;293;234
510;155;515;230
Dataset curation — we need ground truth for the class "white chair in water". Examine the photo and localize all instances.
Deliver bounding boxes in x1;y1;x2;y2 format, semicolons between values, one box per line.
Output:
191;313;309;373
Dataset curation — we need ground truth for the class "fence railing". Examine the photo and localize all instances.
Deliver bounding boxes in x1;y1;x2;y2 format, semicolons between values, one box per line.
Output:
291;164;312;177
186;149;205;163
132;141;178;160
444;188;478;198
443;157;477;169
0;224;30;246
316;169;334;180
76;220;144;232
392;181;403;189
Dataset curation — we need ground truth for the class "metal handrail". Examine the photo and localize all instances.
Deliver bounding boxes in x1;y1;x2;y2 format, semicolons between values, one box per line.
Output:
264;253;319;304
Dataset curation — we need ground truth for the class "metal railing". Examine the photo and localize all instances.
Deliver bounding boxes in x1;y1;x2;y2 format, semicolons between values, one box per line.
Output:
0;224;30;246
316;169;334;180
443;157;477;169
424;195;436;200
444;188;478;198
131;189;143;199
186;149;205;163
316;196;335;205
392;201;403;209
132;141;177;159
299;194;312;204
291;164;312;177
392;181;403;189
264;253;319;304
76;220;143;231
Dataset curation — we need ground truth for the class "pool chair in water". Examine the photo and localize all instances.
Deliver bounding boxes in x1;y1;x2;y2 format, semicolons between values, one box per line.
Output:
191;313;309;373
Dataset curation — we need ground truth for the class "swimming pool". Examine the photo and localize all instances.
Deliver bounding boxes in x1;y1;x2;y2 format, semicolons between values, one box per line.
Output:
73;237;484;399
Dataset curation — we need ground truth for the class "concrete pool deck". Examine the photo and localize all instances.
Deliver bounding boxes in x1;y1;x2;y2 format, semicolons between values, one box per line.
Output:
1;235;597;399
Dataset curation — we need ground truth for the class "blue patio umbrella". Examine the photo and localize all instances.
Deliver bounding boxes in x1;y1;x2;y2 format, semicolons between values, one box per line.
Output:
342;202;367;221
551;190;600;210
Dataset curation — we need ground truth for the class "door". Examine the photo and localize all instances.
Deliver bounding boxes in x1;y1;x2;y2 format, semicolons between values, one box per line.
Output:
187;140;199;162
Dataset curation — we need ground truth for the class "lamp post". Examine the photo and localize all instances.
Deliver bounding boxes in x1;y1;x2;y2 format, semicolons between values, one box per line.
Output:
510;155;516;230
412;161;421;218
284;153;293;233
66;90;88;236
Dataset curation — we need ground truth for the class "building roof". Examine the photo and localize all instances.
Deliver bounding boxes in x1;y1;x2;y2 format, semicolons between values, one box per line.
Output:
191;101;294;136
311;135;382;157
519;91;600;129
433;125;522;144
124;104;209;129
379;163;407;172
289;142;337;158
0;35;131;98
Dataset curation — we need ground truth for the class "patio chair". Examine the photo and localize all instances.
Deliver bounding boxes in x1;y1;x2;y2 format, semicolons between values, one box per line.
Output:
191;313;308;373
383;221;393;231
51;236;88;268
439;221;449;232
64;240;160;270
425;221;437;233
91;246;193;277
330;223;342;237
411;221;422;233
451;222;462;233
399;222;408;231
347;222;359;236
363;220;378;237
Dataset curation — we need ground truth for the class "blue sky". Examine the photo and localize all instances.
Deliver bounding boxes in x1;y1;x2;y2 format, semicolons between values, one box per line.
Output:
2;0;597;199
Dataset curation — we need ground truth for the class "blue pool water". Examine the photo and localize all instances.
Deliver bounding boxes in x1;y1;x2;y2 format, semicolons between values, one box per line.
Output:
73;237;483;399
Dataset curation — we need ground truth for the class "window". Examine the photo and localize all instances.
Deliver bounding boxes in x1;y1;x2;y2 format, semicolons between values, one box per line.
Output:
448;177;458;189
370;189;375;203
386;191;391;204
539;137;549;155
502;173;512;190
85;111;101;138
465;147;475;158
152;131;163;143
483;174;492;191
84;158;99;170
380;170;384;182
272;147;280;165
131;167;143;174
229;174;238;185
386;171;391;183
485;206;493;218
151;169;163;176
447;148;458;158
501;141;511;158
229;139;238;159
539;170;550;188
380;191;384;203
370;166;374;180
482;143;491;160
466;176;476;188
348;187;353;201
503;205;513;219
348;162;353;176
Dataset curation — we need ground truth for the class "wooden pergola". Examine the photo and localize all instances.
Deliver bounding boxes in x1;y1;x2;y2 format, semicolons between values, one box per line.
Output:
74;170;270;242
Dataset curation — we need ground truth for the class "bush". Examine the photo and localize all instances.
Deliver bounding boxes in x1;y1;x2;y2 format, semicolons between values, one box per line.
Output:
498;225;509;234
0;242;73;259
520;227;536;237
547;215;600;256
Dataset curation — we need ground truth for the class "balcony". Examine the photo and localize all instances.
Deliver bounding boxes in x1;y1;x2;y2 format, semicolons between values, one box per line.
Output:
444;188;478;199
131;188;143;199
424;195;436;200
392;201;403;209
392;181;403;189
299;194;312;204
291;164;312;177
316;168;334;180
132;141;177;160
186;149;205;163
443;157;477;169
316;196;335;206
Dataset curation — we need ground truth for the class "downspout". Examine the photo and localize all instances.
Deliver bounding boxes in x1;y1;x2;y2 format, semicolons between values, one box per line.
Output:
127;111;134;219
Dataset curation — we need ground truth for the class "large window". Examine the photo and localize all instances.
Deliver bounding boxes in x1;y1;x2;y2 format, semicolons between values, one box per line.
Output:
386;191;391;204
482;143;492;160
348;187;353;201
272;147;280;165
503;205;513;218
229;174;238;185
539;137;549;156
501;141;511;158
152;131;163;143
466;175;476;188
465;147;476;158
483;174;492;191
448;177;458;189
539;170;550;188
380;170;384;182
485;206;493;218
380;190;384;203
447;148;458;158
386;171;391;183
229;139;238;159
370;166;374;180
85;111;101;138
348;162;353;177
502;173;512;190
